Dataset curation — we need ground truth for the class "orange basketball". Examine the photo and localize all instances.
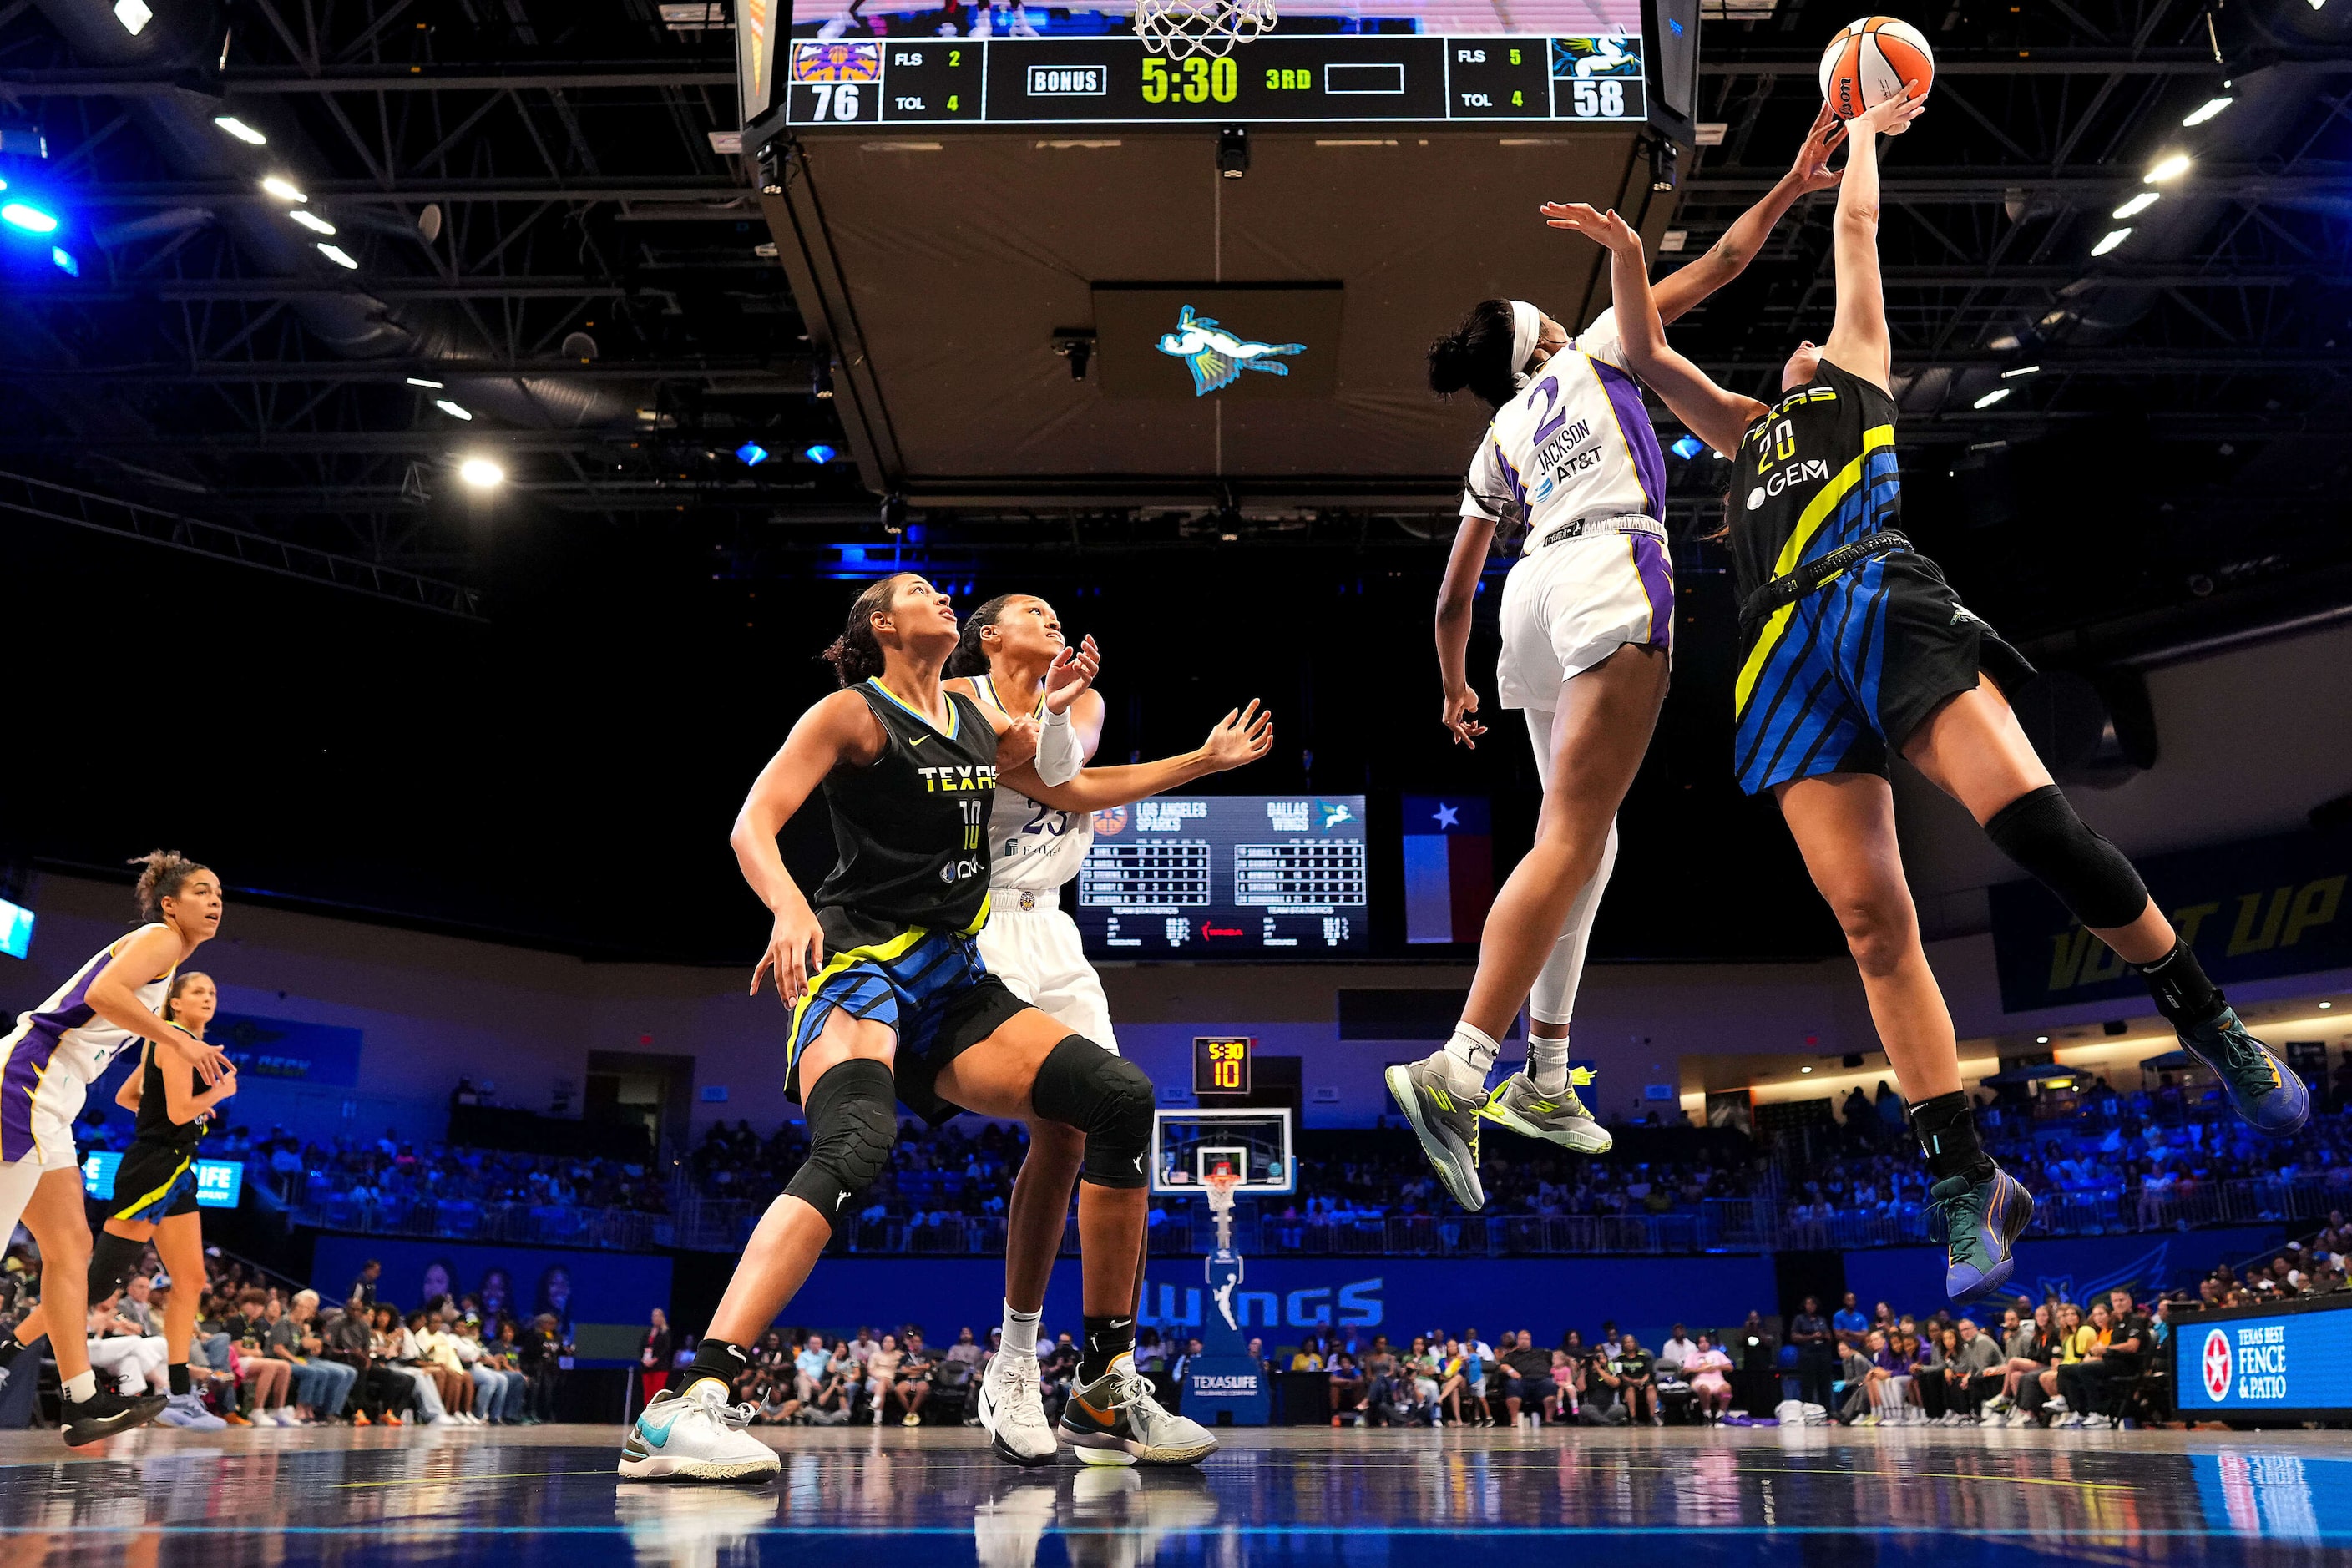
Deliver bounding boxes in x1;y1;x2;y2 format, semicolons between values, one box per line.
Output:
1818;15;1935;120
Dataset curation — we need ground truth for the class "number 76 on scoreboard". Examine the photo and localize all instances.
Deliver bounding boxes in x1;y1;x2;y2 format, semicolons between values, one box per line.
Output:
1194;1035;1253;1095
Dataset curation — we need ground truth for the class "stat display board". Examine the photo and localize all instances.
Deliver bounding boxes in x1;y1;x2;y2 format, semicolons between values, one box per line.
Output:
1076;795;1367;958
781;35;1646;125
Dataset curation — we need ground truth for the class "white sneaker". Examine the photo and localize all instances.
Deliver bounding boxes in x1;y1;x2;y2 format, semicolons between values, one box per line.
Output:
2079;1413;2113;1430
2006;1409;2034;1428
618;1383;781;1481
976;1352;1057;1467
154;1393;227;1431
2053;1413;2085;1429
2044;1397;2069;1414
266;1408;297;1427
1056;1358;1218;1466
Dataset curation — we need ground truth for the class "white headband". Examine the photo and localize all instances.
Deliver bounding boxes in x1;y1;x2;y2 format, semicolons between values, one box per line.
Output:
1508;299;1543;389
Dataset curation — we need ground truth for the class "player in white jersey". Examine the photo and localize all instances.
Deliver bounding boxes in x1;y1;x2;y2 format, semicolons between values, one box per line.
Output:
1387;108;1851;1212
0;851;231;1444
944;594;1272;1464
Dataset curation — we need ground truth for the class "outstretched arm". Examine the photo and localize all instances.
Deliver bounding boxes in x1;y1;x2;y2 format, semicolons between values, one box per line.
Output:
1650;102;1846;324
1004;701;1272;812
1435;512;1496;749
1543;203;1766;456
1823;83;1925;392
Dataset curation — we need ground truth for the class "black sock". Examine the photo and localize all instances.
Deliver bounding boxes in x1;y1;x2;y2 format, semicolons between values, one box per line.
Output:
1909;1091;1995;1185
2139;940;2223;1028
169;1363;190;1397
1079;1314;1136;1385
685;1338;748;1396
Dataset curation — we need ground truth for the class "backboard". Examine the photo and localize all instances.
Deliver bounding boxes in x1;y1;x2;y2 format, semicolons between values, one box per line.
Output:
1151;1106;1294;1196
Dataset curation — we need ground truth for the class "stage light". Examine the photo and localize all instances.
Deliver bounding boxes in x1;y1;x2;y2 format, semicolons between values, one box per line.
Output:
803;443;838;464
2323;1000;2336;1009
406;377;444;388
1670;434;1705;460
2036;1035;2051;1044
2092;228;2132;257
1;201;58;234
2182;97;2233;126
260;175;307;203
435;398;473;421
736;442;770;466
114;0;151;33
2112;191;2160;220
1798;1065;1813;1074
49;245;76;276
289;210;336;235
1973;387;2011;409
2143;154;2191;183
458;457;504;488
316;242;357;269
214;115;267;145
2001;364;2041;378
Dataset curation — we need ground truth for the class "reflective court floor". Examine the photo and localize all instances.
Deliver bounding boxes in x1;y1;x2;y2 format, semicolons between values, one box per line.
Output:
4;1424;2352;1568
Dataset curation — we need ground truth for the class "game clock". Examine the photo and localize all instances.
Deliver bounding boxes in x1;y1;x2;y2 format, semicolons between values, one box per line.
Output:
1195;1035;1254;1095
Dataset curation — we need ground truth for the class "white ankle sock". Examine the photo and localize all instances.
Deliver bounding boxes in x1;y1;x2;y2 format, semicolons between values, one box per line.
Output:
1527;1032;1571;1095
1001;1302;1041;1358
63;1370;97;1404
1438;1023;1499;1097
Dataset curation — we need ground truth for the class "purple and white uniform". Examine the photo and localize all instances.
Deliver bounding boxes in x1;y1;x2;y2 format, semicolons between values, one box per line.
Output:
1460;306;1673;714
0;925;173;1173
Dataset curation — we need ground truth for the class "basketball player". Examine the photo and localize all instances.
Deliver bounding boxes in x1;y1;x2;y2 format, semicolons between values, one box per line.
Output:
1389;105;1854;1211
1551;82;2306;1306
0;852;231;1444
944;594;1273;1464
9;971;238;1431
620;574;1217;1479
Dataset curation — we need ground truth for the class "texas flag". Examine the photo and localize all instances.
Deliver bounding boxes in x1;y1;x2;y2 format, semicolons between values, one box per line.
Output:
1402;795;1494;945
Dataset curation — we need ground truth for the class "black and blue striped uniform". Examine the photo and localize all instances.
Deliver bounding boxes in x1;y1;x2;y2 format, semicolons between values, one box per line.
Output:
1729;358;2032;795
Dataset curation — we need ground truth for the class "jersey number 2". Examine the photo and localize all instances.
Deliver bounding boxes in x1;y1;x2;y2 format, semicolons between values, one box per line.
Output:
1531;375;1567;448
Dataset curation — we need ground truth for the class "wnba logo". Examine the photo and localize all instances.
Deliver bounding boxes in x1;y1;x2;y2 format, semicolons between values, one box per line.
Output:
2202;1327;2232;1401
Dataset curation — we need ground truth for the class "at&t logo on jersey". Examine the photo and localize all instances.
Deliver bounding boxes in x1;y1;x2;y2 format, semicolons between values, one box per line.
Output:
916;764;998;793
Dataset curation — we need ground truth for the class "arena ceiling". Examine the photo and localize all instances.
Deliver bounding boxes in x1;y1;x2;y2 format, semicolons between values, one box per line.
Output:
1;0;2347;958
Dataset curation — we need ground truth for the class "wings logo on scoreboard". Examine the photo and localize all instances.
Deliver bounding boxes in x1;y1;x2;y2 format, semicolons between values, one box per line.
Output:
1092;805;1129;837
793;39;883;83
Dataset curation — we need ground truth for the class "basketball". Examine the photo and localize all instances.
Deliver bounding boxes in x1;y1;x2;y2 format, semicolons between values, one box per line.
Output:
1818;15;1935;119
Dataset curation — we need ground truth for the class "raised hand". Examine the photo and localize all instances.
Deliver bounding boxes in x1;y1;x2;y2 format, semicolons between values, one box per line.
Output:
1854;79;1927;138
1043;634;1100;715
1540;201;1642;255
1442;682;1486;749
999;715;1040;771
1790;99;1848;192
1201;700;1274;770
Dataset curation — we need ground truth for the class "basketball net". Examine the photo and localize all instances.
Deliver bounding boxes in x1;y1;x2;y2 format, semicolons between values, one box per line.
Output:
1132;0;1275;61
1204;1170;1242;1252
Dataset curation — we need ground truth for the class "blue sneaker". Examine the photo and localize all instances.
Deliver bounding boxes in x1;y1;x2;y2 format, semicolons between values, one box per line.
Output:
2177;1006;2309;1134
1930;1165;2034;1306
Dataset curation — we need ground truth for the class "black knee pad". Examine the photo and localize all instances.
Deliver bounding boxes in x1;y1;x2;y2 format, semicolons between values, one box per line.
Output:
1983;784;2150;929
86;1231;147;1303
1029;1035;1155;1189
782;1058;900;1224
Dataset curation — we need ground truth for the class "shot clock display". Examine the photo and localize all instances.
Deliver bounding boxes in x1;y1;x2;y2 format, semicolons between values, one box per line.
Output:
1195;1035;1254;1095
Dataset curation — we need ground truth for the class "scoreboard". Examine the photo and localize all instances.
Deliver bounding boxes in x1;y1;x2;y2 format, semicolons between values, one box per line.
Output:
1075;794;1368;958
1194;1035;1254;1095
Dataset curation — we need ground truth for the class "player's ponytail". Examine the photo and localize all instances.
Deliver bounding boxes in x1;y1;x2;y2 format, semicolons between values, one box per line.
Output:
1429;299;1521;410
819;574;909;686
129;850;210;924
945;594;1017;678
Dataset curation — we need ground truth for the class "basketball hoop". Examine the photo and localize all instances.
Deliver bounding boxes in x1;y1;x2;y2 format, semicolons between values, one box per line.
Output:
1132;0;1275;61
1203;1168;1242;1251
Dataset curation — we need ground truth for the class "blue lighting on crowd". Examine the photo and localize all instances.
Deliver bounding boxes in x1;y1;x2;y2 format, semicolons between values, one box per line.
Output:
735;441;770;467
2;200;59;235
803;443;838;464
1670;434;1705;460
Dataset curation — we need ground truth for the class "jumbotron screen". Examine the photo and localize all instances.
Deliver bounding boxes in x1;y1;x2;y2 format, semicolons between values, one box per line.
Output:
741;0;1690;127
1074;794;1368;958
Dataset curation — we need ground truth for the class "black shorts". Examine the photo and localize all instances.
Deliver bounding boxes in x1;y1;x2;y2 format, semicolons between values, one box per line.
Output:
1733;549;2036;794
109;1140;201;1224
785;926;1030;1127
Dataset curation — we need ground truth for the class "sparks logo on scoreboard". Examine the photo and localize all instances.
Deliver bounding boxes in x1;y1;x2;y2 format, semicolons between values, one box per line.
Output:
792;39;882;82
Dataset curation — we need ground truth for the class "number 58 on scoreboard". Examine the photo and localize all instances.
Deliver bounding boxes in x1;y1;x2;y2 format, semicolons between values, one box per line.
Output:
1194;1035;1254;1095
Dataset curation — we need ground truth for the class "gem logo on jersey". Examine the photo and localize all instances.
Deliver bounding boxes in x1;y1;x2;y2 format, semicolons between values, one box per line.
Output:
1747;458;1831;509
2203;1328;2232;1401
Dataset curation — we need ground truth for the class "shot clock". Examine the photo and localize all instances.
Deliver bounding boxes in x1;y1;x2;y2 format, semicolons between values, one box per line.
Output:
1195;1035;1255;1095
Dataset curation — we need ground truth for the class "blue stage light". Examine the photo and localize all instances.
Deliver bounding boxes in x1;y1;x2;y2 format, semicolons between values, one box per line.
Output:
1670;435;1705;460
736;441;770;466
803;443;838;464
49;246;77;276
2;201;59;235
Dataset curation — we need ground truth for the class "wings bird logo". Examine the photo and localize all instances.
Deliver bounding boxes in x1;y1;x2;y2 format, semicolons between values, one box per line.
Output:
1156;306;1306;397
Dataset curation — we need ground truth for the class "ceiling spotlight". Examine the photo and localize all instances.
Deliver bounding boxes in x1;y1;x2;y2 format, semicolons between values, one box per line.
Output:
113;0;151;33
2112;191;2161;220
2182;96;2233;126
1973;387;2011;409
0;202;59;235
289;210;336;235
2036;1035;2051;1044
2321;1000;2335;1009
2143;154;2191;184
261;176;307;203
802;443;838;464
406;377;444;389
1798;1065;1813;1074
458;458;504;488
2092;228;2133;257
316;242;358;269
49;245;78;276
214;116;267;145
435;398;473;421
1670;434;1705;459
736;442;771;466
2000;364;2041;379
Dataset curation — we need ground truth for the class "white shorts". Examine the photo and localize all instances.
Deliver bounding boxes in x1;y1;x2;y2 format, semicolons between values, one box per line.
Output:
975;900;1118;1053
1495;528;1675;711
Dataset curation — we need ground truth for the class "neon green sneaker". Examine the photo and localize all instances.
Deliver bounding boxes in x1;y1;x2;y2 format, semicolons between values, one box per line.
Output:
1480;1068;1612;1153
1383;1055;1486;1211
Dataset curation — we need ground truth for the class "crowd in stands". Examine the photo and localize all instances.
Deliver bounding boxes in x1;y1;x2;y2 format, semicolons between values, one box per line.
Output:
0;1242;573;1429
